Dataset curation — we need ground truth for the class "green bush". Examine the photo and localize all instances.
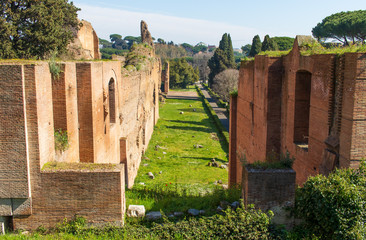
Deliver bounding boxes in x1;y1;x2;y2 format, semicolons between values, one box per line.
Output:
152;205;273;239
295;161;366;239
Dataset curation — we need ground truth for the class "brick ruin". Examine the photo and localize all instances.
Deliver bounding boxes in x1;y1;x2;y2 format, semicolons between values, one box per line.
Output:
162;61;170;94
0;21;164;230
229;36;366;186
67;20;101;60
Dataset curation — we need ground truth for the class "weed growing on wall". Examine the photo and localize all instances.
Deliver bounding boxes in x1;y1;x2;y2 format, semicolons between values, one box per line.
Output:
48;50;62;79
54;129;69;152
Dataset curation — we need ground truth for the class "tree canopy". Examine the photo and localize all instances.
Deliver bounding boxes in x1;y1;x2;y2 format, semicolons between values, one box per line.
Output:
0;0;80;59
169;58;199;88
208;33;236;86
249;35;262;57
271;37;294;51
241;44;252;56
312;10;366;45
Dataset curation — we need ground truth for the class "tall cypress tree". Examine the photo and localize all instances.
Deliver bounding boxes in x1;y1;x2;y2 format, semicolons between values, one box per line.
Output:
227;34;236;68
261;35;271;51
261;35;279;52
249;35;262;57
208;33;236;86
219;33;229;52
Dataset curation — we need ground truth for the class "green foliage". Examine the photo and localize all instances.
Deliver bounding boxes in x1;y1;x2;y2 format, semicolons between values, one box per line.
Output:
249;35;262;57
271;36;295;51
56;216;87;235
100;47;128;59
54;129;69;152
169;58;199;88
261;35;278;52
48;50;62;79
295;161;366;239
230;89;238;97
151;205;272;239
208;33;236;86
241;44;252;56
0;0;80;59
312;10;366;45
246;151;295;170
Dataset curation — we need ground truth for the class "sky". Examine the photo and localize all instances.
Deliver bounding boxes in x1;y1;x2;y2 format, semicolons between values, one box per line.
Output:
72;0;366;48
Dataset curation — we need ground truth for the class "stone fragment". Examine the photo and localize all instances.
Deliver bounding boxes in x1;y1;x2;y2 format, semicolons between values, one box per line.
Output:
188;209;200;216
211;158;216;162
193;109;196;112
146;211;162;220
157;157;161;160
218;180;223;184
180;111;184;114
148;172;155;179
207;162;213;167
212;162;220;168
231;201;240;209
220;165;227;169
143;164;149;167
159;171;162;174
189;104;192;107
139;182;145;186
213;181;218;185
194;144;203;148
222;184;229;190
127;205;145;217
217;206;223;212
199;210;205;215
174;212;184;217
163;152;167;155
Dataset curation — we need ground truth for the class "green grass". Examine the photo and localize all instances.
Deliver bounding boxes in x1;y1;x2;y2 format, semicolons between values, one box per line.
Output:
126;88;236;214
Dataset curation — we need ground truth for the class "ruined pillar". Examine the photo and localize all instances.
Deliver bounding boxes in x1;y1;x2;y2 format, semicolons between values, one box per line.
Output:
228;95;238;187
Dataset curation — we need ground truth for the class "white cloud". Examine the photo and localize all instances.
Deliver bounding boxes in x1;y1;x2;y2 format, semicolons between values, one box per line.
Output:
77;4;264;47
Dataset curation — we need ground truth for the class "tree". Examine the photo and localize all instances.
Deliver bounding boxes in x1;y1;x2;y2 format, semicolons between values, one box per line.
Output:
227;34;235;67
312;10;366;45
249;35;262;57
212;69;239;102
261;35;278;52
208;33;236;86
157;38;166;44
110;34;128;50
169;58;199;88
271;37;294;51
241;44;252;56
124;36;141;48
99;38;112;49
0;0;80;59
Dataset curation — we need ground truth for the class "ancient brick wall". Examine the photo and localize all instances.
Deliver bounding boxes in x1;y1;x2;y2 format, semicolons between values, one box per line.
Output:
13;169;125;230
0;65;30;200
230;37;366;186
0;56;161;229
242;167;296;210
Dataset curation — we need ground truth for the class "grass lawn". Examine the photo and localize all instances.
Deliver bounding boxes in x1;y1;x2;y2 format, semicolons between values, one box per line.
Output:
126;88;239;214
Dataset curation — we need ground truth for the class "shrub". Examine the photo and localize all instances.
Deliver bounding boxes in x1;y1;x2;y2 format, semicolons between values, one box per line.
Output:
295;161;366;239
54;129;69;152
152;204;273;239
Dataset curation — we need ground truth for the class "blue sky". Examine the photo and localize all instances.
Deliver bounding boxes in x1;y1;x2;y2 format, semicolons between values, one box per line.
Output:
72;0;365;48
